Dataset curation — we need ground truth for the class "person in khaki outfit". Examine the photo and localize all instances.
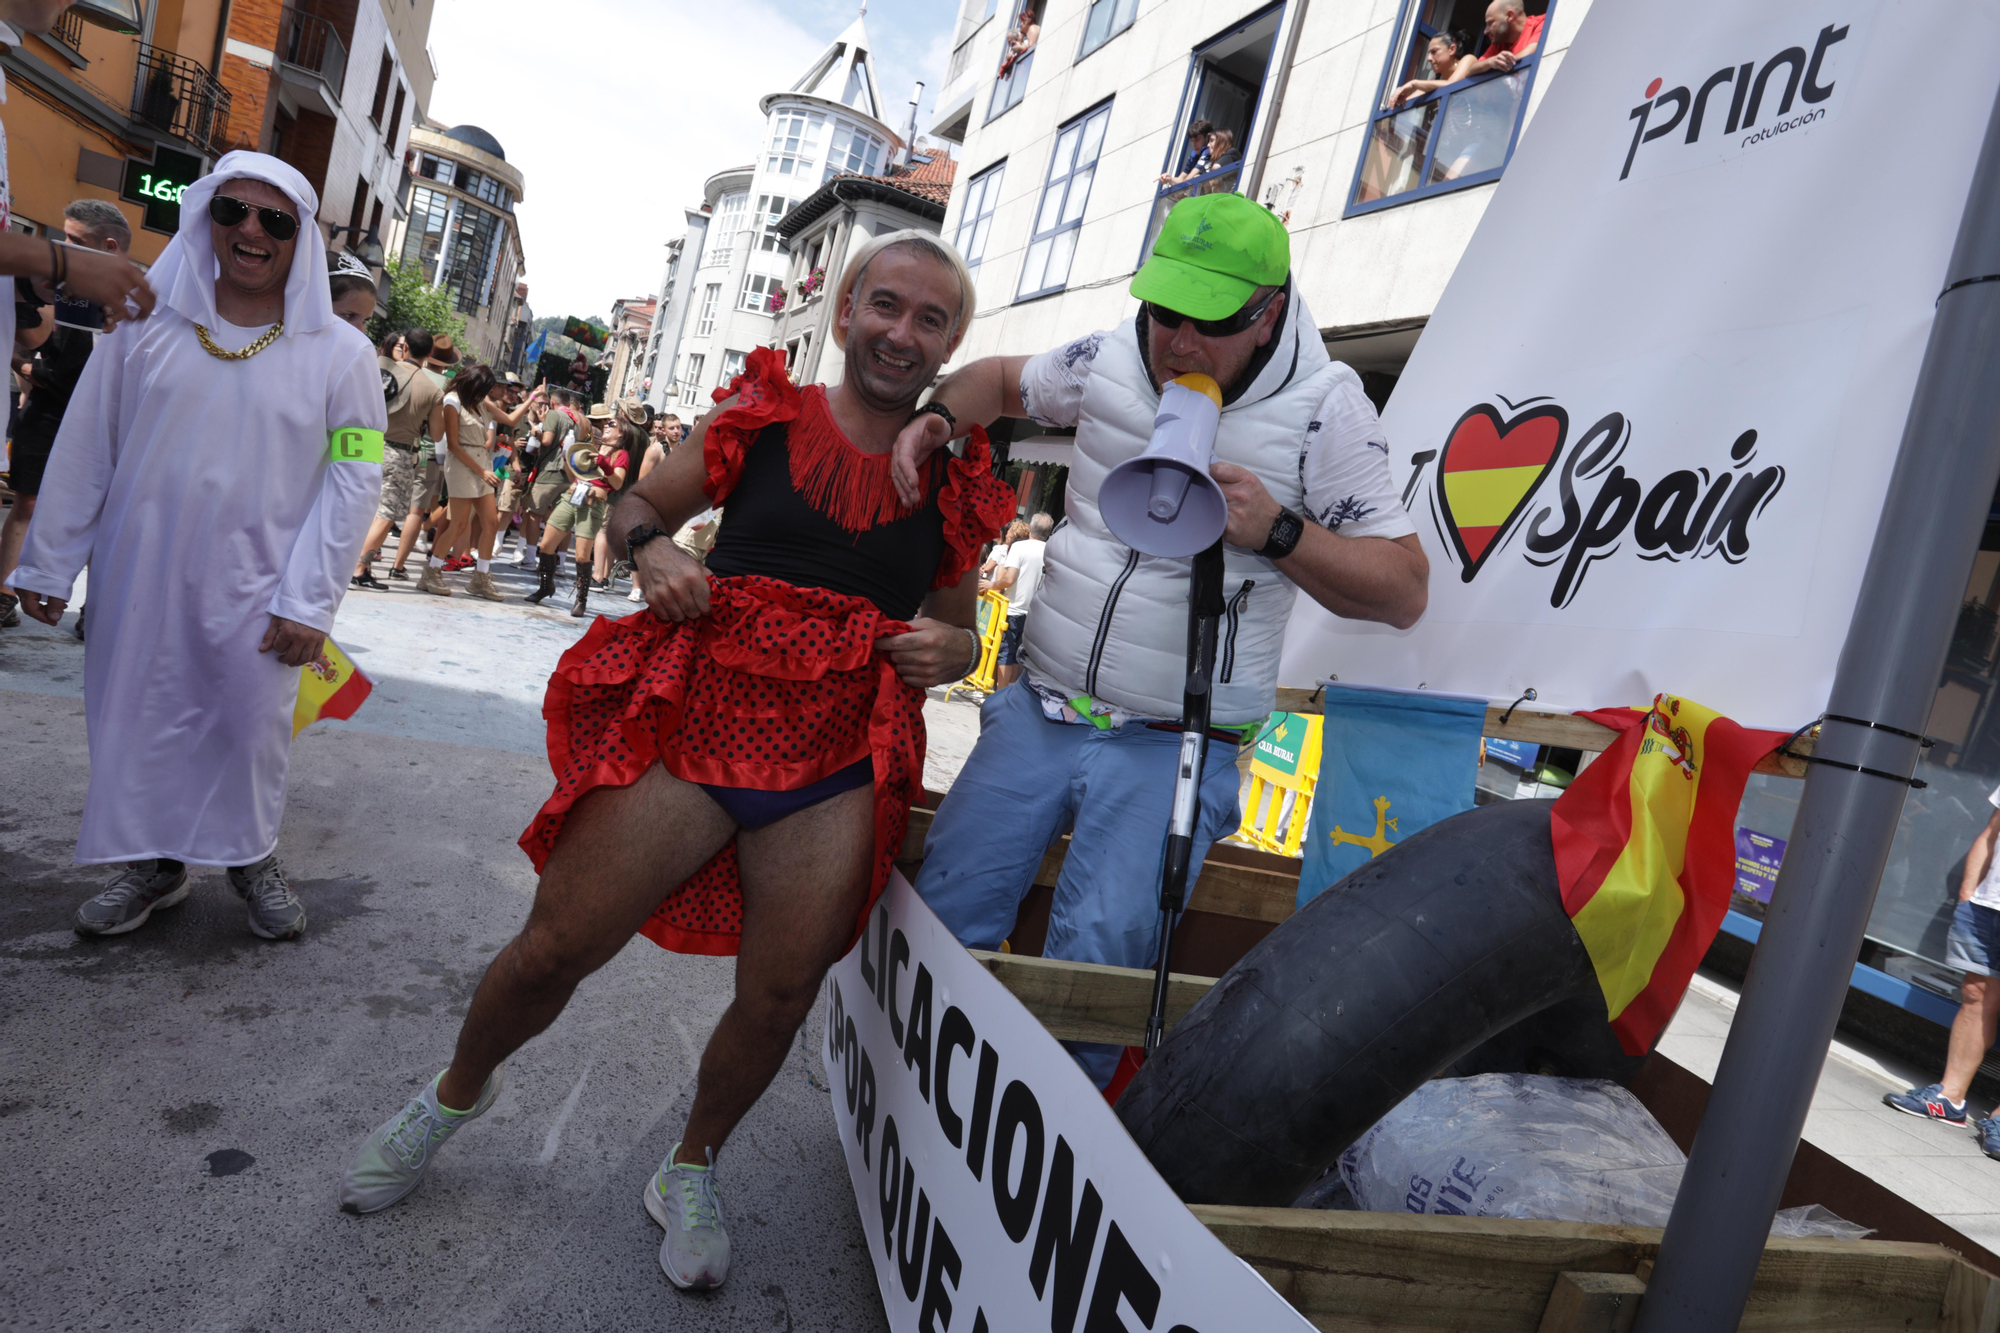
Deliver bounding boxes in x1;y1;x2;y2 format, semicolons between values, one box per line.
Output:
418;362;508;600
352;326;445;588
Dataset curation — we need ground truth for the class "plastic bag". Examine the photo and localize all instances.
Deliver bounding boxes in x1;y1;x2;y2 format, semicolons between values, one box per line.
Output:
1332;1073;1869;1239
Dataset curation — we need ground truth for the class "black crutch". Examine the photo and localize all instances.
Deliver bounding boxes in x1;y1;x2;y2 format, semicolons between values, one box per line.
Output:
1143;539;1227;1054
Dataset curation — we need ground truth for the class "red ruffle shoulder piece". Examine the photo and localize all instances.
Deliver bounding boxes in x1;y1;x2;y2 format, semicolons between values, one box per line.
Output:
934;428;1017;589
702;346;800;505
518;578;925;958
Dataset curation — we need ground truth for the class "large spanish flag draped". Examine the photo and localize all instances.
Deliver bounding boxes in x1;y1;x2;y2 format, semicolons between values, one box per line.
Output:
1550;694;1788;1055
293;639;372;736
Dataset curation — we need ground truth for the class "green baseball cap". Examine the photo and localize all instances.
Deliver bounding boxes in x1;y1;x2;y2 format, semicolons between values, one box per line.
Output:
1130;193;1290;320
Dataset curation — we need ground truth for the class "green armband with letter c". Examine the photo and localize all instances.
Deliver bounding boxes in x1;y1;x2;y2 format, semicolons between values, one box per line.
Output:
330;427;385;463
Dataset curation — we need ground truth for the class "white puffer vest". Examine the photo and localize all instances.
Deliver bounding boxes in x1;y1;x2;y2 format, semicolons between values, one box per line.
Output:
1022;284;1348;724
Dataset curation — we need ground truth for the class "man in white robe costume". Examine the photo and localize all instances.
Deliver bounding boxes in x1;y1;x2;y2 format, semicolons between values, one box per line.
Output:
12;152;384;940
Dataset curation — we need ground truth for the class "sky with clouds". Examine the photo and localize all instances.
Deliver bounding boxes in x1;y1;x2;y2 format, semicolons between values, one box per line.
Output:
424;0;959;323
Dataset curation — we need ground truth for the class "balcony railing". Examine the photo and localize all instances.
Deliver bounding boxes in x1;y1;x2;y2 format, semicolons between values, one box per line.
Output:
48;10;85;53
132;44;232;154
1140;161;1244;257
987;47;1032;122
279;5;348;102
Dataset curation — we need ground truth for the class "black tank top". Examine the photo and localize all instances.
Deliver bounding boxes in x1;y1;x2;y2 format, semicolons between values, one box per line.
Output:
705;422;945;622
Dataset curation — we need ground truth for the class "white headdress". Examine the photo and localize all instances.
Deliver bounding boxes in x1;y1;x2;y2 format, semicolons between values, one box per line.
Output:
145;150;333;335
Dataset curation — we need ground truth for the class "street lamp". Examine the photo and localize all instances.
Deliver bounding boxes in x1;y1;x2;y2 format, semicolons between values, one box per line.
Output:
327;225;387;270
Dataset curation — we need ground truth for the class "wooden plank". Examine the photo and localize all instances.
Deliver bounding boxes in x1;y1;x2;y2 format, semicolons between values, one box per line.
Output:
970;951;1214;1046
900;806;1299;924
1190;1205;1958;1333
1272;687;1812;778
1537;1272;1644;1333
1943;1258;2000;1333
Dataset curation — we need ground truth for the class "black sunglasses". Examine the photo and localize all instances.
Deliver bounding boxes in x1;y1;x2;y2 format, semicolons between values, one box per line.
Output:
208;195;300;241
1144;286;1282;338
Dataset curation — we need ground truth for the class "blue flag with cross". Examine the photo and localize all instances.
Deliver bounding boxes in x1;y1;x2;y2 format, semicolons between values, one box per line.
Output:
1296;683;1488;909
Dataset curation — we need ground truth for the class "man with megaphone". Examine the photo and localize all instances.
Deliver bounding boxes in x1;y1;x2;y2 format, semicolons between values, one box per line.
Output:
892;194;1430;1088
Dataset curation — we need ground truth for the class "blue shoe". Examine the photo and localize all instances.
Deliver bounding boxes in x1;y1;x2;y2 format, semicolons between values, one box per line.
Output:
1883;1083;1967;1125
1975;1118;2000;1162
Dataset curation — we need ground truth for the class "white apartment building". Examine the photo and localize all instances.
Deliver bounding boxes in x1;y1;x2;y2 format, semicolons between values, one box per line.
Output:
928;0;1581;404
647;16;901;412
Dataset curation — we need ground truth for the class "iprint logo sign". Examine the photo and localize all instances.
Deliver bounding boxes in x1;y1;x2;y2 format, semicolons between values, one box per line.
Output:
1619;17;1858;182
1411;401;1785;609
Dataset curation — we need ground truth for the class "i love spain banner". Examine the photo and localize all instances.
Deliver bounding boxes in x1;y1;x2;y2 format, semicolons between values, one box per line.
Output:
293;639;372;736
1277;0;2000;729
1550;694;1788;1054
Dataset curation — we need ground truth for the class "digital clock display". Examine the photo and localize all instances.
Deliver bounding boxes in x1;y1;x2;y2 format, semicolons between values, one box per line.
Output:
120;146;206;234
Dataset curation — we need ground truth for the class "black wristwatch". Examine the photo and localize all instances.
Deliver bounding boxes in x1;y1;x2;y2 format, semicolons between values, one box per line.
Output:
626;522;672;556
1258;507;1306;560
912;400;957;434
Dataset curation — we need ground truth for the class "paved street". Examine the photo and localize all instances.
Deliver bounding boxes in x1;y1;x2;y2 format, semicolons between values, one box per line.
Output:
0;557;980;1332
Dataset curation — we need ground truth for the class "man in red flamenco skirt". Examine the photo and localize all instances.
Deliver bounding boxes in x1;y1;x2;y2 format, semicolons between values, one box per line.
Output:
340;232;1013;1293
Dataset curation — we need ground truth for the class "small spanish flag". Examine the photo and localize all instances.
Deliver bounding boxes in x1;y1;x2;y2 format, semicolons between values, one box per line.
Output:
1550;694;1788;1055
293;638;372;736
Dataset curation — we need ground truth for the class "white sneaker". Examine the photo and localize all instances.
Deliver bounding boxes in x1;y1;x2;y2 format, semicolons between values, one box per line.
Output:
339;1067;503;1214
644;1143;730;1290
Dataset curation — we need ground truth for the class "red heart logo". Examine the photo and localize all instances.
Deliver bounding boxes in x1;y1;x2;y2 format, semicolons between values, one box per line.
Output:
1436;403;1569;582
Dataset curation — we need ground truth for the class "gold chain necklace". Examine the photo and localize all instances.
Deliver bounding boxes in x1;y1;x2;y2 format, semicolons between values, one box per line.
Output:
194;320;284;361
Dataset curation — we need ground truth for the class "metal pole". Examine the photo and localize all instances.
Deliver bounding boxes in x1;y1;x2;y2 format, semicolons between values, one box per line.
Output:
1145;541;1225;1053
1636;87;2000;1331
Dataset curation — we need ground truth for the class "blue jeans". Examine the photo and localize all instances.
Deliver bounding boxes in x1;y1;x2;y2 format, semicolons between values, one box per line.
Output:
916;681;1242;1086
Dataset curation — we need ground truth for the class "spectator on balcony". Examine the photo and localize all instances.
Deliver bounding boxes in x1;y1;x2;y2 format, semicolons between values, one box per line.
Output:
1390;30;1477;108
1174;120;1216;176
2;197;138;632
1198;130;1241;193
1465;0;1544;77
1158;131;1214;188
999;6;1039;77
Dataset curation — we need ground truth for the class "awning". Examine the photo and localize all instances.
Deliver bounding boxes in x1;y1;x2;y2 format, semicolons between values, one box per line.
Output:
1008;436;1075;465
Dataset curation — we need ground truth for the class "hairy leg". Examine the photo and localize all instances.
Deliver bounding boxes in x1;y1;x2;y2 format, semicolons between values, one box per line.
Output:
0;492;37;590
436;765;736;1109
677;784;874;1163
355;514;394;574
392;500;424;570
1943;973;1997;1104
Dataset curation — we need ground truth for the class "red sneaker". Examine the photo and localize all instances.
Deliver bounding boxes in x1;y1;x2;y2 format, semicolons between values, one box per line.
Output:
443;553;475;572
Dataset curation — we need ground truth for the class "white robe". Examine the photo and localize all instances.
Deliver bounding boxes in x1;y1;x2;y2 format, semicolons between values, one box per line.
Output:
11;311;384;865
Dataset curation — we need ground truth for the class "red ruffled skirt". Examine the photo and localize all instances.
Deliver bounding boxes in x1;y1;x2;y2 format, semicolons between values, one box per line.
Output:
518;576;924;956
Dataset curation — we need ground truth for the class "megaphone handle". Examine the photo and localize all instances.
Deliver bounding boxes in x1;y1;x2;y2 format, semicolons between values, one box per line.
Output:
1145;541;1227;1054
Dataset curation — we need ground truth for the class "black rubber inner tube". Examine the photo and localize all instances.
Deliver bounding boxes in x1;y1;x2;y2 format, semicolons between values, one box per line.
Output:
1115;798;1641;1207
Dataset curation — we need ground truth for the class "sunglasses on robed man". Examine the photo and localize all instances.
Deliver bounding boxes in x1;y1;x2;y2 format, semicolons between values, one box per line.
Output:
208;195;300;242
1144;286;1282;338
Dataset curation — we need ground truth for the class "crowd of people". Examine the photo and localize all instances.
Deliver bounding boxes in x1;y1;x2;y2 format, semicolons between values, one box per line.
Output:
339;323;702;615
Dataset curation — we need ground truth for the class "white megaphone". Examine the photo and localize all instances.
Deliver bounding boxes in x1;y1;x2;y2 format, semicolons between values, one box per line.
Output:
1099;373;1227;557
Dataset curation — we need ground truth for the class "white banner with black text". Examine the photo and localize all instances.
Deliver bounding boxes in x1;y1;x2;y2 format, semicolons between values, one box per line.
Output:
1280;0;2000;729
821;873;1313;1333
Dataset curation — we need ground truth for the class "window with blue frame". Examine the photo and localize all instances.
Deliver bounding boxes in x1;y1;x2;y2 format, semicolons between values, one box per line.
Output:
987;2;1042;122
954;161;1005;267
1018;101;1112;301
1077;0;1138;60
1348;0;1553;214
1139;4;1285;260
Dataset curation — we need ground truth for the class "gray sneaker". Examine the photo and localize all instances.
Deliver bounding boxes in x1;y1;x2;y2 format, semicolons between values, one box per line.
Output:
227;856;305;940
73;860;190;936
340;1067;505;1215
644;1142;731;1290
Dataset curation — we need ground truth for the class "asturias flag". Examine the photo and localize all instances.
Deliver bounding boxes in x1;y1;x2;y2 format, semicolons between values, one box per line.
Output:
1550;694;1786;1054
293;639;372;736
1298;684;1486;909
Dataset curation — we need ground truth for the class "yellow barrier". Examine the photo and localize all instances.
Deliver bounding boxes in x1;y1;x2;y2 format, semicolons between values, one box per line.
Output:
944;590;1012;701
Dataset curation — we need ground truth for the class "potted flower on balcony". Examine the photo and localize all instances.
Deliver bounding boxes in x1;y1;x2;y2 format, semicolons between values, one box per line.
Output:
797;267;826;300
766;288;786;313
